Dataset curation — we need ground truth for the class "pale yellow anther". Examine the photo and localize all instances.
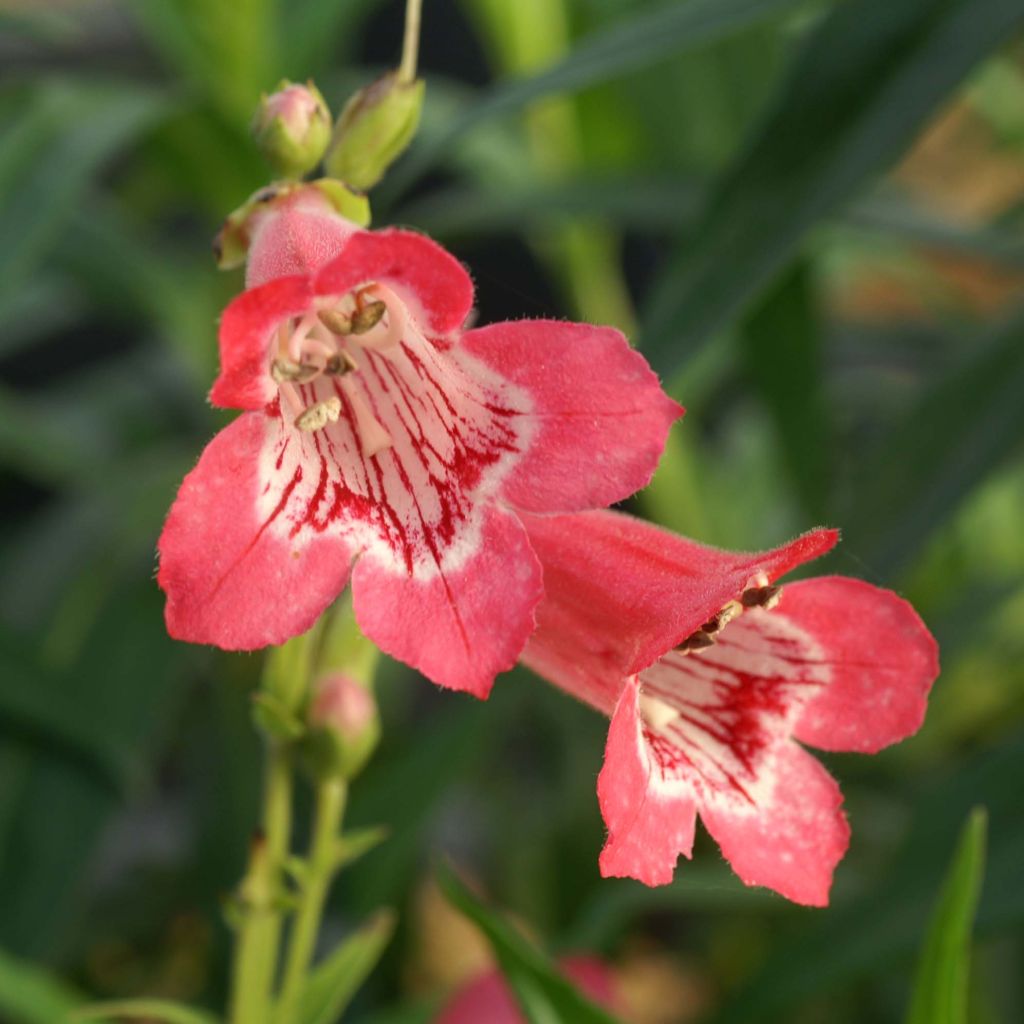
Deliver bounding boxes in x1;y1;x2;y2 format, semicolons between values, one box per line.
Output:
295;396;342;432
351;300;387;335
318;308;353;336
271;357;321;384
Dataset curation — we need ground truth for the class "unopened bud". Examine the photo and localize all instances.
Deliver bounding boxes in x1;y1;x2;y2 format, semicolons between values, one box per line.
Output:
253;80;332;179
302;673;380;780
324;72;425;190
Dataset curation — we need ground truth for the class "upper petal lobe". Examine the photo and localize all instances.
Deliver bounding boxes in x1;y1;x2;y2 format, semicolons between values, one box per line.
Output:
460;321;683;514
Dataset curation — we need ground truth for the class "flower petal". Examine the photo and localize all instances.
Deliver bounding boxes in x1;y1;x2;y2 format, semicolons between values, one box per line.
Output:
351;506;542;697
598;676;698;886
158;413;354;648
699;743;849;907
785;577;939;753
521;511;839;709
316;228;474;335
246;193;359;287
211;274;313;411
459;321;683;513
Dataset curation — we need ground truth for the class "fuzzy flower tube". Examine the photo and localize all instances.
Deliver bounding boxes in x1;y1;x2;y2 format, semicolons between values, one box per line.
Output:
521;511;939;906
157;190;681;695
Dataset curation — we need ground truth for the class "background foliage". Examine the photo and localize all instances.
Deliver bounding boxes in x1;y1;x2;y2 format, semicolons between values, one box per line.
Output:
1;0;1023;1021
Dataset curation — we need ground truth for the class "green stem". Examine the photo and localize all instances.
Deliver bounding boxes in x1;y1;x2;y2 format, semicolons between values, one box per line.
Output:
398;0;423;83
275;777;348;1024
229;743;293;1024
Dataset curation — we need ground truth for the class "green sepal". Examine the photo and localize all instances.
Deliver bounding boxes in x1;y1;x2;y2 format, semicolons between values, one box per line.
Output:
309;178;371;227
325;72;425;191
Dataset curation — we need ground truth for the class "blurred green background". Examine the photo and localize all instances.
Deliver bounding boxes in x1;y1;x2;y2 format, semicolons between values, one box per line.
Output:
1;0;1023;1021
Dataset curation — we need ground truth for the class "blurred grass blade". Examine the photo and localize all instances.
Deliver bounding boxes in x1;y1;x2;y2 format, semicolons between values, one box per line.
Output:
641;0;1024;373
436;862;623;1024
842;304;1024;578
384;0;808;199
0;949;99;1024
739;260;831;518
0;81;167;311
73;1000;218;1023
905;808;987;1024
297;910;396;1024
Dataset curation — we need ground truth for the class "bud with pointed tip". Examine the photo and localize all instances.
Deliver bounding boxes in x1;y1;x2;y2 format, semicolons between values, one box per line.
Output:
252;80;332;179
325;72;424;190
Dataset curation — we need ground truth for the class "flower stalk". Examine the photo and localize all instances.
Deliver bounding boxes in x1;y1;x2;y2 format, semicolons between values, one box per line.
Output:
229;743;293;1024
275;777;348;1024
398;0;423;85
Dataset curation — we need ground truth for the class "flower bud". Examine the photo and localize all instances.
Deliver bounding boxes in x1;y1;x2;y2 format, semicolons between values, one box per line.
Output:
252;80;332;179
302;672;380;781
324;72;425;190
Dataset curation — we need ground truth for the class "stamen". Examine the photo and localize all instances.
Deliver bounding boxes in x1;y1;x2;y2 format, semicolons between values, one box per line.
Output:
318;308;352;335
677;630;716;653
741;585;782;610
701;599;741;635
324;350;358;376
351;300;387;334
295;396;341;432
271;357;320;384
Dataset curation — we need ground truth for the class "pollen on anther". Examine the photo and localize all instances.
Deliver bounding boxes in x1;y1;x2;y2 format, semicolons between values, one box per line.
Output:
295;396;342;432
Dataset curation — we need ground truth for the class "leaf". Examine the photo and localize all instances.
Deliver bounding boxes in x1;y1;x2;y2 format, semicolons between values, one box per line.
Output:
0;948;93;1024
840;304;1024;578
333;825;390;871
436;862;623;1024
641;0;1024;374
73;1000;219;1024
0;80;168;311
905;808;987;1024
297;910;396;1024
381;0;810;201
739;259;832;518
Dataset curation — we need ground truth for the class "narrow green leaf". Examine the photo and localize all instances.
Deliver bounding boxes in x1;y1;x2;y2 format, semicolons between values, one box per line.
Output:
383;0;810;200
0;81;168;310
905;808;988;1024
641;0;1024;373
0;948;94;1024
333;825;390;871
739;260;832;518
841;305;1024;578
436;863;623;1024
297;910;396;1024
73;1000;219;1024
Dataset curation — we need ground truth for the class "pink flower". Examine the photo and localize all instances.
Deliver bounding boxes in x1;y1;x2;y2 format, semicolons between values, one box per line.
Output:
521;511;939;906
435;956;619;1024
157;192;680;695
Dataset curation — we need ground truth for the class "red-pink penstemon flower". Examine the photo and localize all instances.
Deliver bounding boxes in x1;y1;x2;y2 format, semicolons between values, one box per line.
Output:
520;510;939;906
435;956;620;1024
157;191;681;695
